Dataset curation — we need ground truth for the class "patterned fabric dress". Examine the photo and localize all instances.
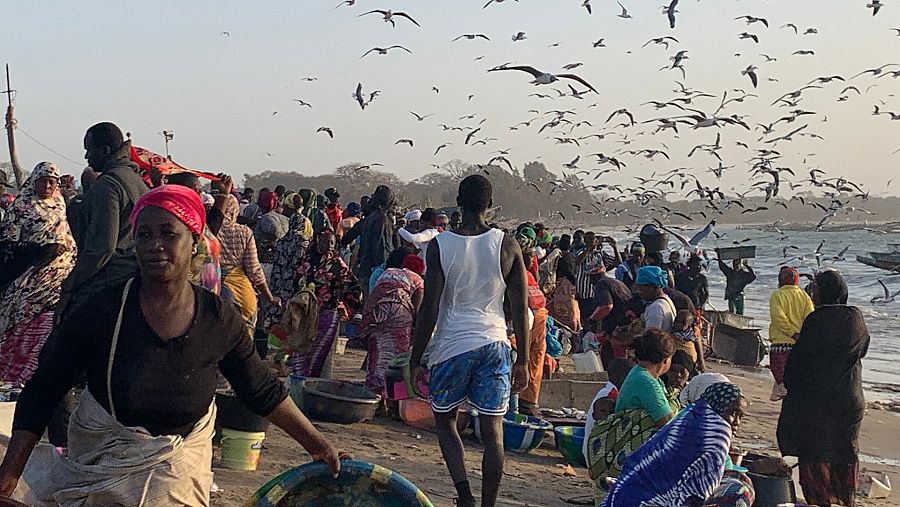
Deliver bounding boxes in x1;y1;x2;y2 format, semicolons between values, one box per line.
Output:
289;239;361;378
0;162;77;384
360;267;424;396
265;213;313;327
602;400;750;507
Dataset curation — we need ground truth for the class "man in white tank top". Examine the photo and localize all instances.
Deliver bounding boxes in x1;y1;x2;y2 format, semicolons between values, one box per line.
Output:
410;175;530;507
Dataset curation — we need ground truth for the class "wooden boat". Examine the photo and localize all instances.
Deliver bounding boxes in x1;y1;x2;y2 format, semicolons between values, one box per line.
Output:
857;243;900;273
705;310;767;367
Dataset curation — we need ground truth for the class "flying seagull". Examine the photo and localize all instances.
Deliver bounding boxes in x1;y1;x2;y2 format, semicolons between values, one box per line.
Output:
654;219;717;255
868;0;884;16
354;83;366;109
358;9;421;27
453;34;490;42
582;0;592;14
487;65;599;93
617;1;632;19
735;15;769;27
395;138;414;147
643;36;679;49
410;112;433;122
292;99;312;107
316;127;334;138
335;0;356;7
219;31;231;37
512;31;527;42
483;0;519;8
871;279;899;304
361;45;412;58
434;143;451;155
742;65;759;88
664;0;679;29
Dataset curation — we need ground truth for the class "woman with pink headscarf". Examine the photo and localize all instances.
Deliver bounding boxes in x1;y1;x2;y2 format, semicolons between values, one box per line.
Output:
0;185;345;505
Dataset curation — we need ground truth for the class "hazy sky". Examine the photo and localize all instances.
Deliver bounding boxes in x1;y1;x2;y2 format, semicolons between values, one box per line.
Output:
5;1;900;195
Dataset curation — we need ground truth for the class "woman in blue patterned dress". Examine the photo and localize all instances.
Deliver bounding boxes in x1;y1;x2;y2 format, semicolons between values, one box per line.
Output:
602;382;754;507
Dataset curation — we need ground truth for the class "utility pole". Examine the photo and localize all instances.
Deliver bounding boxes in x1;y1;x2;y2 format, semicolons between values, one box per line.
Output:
161;130;174;158
3;64;25;188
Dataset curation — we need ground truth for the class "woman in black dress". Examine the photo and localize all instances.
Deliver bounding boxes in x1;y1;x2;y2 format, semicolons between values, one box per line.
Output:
0;185;344;506
777;270;870;506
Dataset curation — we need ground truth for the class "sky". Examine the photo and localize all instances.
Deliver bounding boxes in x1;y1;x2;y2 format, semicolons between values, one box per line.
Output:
4;0;900;196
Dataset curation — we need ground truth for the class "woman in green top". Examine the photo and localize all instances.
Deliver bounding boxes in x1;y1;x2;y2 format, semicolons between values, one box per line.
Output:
588;329;676;504
616;328;676;425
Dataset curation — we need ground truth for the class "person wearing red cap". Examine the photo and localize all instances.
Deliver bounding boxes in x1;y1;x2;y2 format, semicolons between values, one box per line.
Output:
768;266;815;401
359;248;425;398
0;185;345;504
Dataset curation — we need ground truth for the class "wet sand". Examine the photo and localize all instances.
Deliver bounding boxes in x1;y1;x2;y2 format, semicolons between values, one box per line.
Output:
213;350;899;506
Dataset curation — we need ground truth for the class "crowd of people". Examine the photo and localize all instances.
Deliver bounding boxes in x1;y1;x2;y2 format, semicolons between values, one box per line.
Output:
0;121;873;507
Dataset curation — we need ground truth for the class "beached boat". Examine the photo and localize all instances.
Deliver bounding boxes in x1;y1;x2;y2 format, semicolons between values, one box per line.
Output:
857;243;900;273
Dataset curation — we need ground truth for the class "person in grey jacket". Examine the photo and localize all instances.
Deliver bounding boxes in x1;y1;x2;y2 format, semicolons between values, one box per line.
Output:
59;122;148;318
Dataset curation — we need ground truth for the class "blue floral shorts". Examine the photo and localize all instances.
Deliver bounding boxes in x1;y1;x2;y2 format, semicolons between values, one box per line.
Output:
429;342;511;416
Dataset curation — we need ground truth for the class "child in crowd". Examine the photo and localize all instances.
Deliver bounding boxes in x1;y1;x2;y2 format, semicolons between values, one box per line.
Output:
582;359;633;462
671;309;699;362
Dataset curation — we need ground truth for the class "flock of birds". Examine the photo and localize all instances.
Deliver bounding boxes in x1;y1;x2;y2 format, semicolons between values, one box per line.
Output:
226;1;899;302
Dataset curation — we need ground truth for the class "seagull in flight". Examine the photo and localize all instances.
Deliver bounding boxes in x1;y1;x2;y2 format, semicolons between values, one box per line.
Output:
664;0;679;29
434;143;451;155
361;45;412;58
868;0;884;16
410;111;433;121
512;31;527;42
735;15;769;27
453;34;491;42
335;0;356;7
484;0;518;8
617;1;633;19
358;9;421;27
593;38;607;48
316;127;334;138
742;65;759;88
487;65;599;93
871;279;899;304
292;99;312;107
655;219;717;255
643;36;679;49
395;138;414;147
582;0;593;14
781;23;799;34
219;31;231;37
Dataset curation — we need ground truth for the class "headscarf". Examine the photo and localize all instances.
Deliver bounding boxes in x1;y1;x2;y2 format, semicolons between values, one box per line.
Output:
515;227;537;253
631;242;646;254
700;382;743;418
257;189;278;214
345;202;361;217
309;229;336;267
129;184;206;234
221;195;241;225
778;266;800;287
282;192;300;210
540;231;553;246
0;162;76;334
268;212;314;325
404;209;422;222
298;188;316;210
815;269;848;305
402;254;425;276
636;265;668;288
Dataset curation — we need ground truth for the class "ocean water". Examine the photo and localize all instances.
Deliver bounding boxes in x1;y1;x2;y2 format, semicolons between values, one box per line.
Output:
601;227;900;398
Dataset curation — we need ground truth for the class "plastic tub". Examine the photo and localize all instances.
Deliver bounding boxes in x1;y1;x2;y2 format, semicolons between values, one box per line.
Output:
219;428;265;471
288;375;307;408
473;412;554;453
639;224;669;253
554;426;587;467
247;459;433;506
399;397;435;431
301;379;381;424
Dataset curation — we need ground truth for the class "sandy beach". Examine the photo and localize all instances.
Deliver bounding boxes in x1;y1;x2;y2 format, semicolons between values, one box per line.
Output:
212;349;900;506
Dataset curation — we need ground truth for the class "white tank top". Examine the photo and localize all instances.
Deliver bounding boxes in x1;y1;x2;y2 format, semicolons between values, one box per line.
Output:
427;228;509;367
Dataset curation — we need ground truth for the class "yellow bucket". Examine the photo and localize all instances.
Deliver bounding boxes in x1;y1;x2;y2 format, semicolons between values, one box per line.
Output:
219;428;265;471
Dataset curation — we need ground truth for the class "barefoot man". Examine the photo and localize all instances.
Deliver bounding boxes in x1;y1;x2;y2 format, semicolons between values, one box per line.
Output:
410;175;531;507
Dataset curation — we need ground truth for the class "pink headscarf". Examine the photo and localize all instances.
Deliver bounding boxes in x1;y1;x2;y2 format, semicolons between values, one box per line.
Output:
130;184;206;234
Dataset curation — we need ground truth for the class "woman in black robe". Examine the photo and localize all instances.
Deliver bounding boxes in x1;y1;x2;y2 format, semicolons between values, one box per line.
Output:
777;270;870;507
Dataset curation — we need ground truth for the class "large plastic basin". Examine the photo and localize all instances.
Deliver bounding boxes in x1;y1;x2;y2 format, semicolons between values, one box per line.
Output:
301;379;381;424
